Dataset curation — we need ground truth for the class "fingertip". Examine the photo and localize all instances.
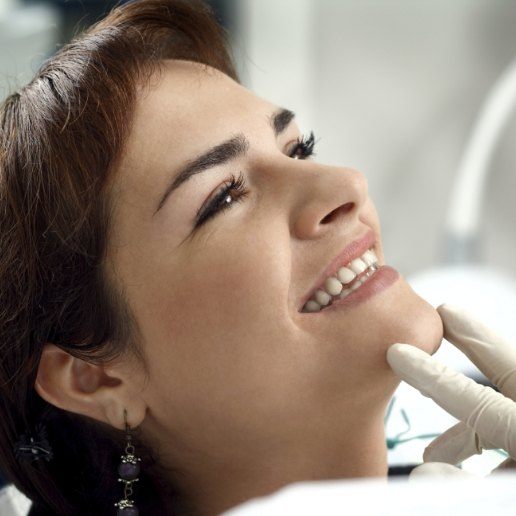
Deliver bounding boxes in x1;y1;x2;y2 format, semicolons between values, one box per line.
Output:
386;343;434;375
386;342;405;355
386;343;411;365
436;303;462;316
436;303;449;314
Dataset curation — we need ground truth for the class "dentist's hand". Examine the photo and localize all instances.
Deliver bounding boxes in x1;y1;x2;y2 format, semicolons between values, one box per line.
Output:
386;303;516;479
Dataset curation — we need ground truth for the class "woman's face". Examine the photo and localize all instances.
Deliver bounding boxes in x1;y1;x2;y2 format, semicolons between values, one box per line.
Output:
107;59;442;472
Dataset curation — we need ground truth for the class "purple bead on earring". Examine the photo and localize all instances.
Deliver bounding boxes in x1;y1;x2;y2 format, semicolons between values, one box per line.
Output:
114;409;141;515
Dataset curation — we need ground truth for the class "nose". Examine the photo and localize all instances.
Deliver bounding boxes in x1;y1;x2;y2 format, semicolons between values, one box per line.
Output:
292;164;368;240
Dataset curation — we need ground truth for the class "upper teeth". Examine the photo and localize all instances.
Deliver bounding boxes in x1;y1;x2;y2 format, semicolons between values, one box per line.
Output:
302;248;378;312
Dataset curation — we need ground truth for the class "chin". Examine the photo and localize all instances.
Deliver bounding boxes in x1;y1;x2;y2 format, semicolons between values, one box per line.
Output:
312;273;444;402
365;276;444;397
382;276;444;356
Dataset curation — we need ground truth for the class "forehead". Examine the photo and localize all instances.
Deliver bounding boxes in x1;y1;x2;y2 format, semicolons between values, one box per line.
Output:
106;60;277;246
112;60;280;206
111;59;276;209
129;60;272;145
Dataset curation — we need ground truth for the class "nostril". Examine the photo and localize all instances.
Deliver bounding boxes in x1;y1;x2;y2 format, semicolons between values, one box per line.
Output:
321;202;354;224
340;201;354;216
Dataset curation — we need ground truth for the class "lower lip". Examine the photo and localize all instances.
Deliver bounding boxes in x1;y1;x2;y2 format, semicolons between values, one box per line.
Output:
315;265;399;314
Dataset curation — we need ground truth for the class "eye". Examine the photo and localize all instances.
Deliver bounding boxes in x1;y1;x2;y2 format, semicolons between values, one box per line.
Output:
194;172;249;228
193;131;319;229
289;131;317;159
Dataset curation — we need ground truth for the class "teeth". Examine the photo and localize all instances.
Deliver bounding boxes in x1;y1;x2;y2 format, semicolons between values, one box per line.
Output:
339;288;352;299
305;300;322;312
336;266;356;284
314;289;331;306
324;276;343;296
301;246;380;313
349;258;368;275
362;249;377;267
350;279;362;290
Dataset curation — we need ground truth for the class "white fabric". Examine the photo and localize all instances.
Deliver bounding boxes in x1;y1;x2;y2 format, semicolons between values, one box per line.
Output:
4;471;516;515
0;485;32;516
222;471;516;515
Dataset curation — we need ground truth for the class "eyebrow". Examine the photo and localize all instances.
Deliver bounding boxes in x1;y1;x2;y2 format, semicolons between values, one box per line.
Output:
153;107;296;215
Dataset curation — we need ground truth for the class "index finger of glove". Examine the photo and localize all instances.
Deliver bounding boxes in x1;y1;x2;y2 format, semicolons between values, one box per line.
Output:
437;304;516;398
387;343;516;459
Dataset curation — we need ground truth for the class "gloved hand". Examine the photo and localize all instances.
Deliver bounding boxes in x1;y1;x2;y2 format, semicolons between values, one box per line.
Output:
386;303;516;480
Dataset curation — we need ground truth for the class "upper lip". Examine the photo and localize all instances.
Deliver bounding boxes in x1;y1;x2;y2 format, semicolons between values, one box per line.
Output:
298;229;377;311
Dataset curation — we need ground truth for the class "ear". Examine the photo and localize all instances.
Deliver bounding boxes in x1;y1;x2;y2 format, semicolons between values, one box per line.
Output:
34;343;147;431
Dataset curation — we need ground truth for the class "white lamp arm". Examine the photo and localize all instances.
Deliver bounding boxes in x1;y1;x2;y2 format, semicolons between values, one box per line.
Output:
445;56;516;263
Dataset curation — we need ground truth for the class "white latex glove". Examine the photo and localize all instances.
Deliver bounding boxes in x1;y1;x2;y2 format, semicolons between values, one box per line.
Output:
386;303;516;479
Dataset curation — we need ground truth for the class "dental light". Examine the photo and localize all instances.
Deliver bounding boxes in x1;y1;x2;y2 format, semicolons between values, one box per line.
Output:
407;55;516;380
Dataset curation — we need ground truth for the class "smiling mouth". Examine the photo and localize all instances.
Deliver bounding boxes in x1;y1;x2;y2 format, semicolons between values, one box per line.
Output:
300;247;379;313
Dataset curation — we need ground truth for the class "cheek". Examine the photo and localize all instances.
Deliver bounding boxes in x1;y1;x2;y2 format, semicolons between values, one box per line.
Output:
182;232;290;324
140;233;303;400
143;271;320;449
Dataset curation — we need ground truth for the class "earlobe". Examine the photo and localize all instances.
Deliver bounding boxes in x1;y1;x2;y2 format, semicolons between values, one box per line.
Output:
34;342;147;431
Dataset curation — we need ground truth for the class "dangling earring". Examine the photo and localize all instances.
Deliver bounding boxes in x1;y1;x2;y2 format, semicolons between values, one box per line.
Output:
114;408;141;515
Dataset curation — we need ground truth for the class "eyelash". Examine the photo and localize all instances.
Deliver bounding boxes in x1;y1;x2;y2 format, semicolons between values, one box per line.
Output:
194;131;318;227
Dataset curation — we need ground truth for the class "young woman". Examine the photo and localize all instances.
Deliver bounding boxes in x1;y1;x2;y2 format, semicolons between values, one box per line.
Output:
0;0;443;514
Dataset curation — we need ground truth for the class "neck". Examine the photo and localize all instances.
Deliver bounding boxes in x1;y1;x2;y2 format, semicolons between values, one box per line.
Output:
176;409;389;515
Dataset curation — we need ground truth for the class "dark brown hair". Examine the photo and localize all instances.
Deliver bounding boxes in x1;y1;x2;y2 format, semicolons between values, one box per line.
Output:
0;0;238;514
